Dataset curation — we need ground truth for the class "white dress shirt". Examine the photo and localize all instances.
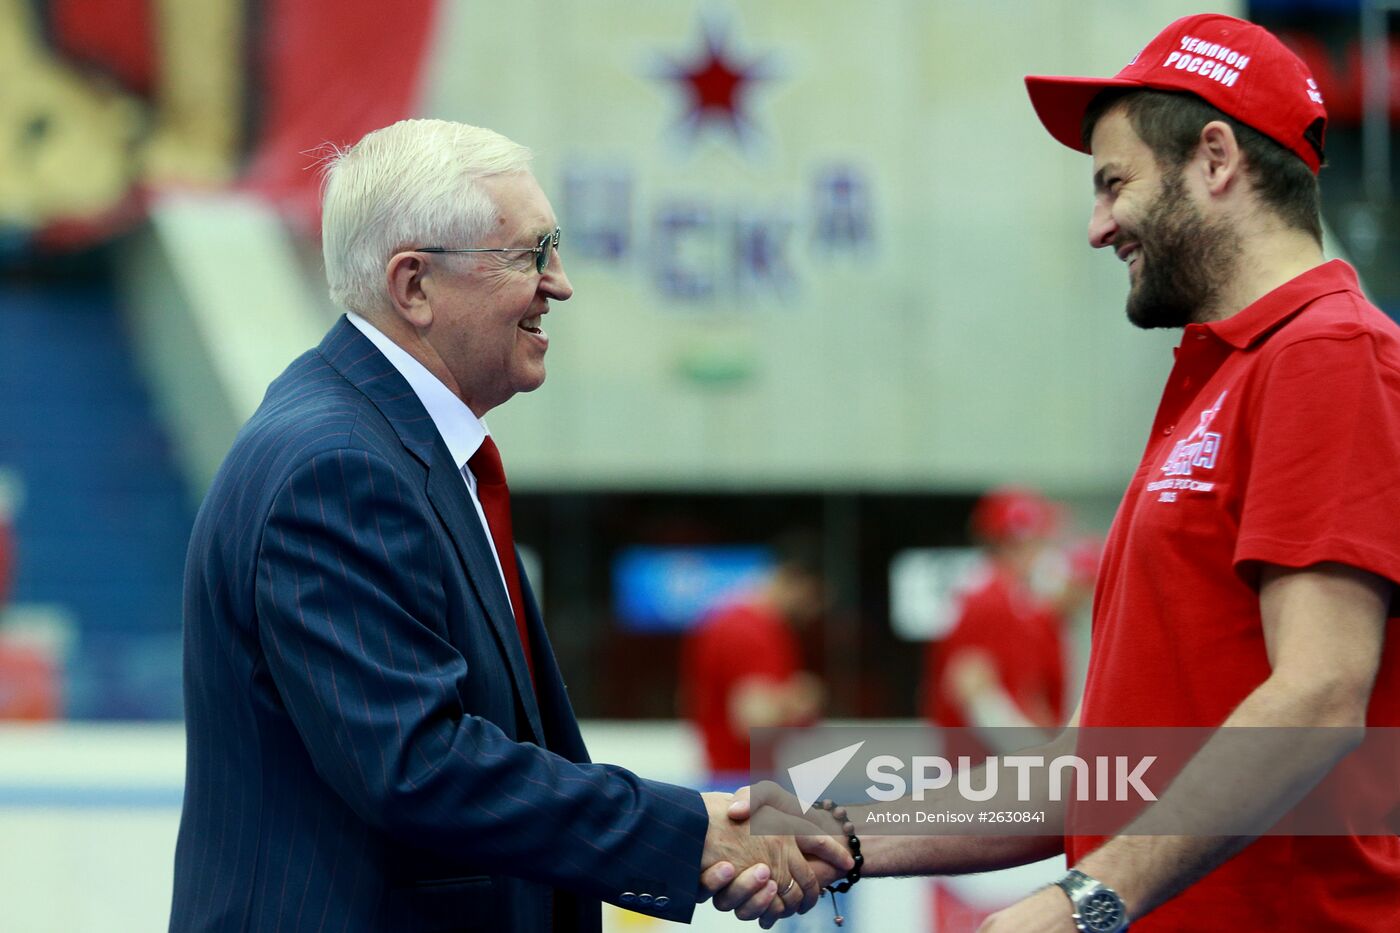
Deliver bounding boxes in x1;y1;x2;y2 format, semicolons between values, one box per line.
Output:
347;312;513;607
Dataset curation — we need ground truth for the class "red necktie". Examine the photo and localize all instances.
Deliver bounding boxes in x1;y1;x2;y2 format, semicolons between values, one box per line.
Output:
468;436;535;687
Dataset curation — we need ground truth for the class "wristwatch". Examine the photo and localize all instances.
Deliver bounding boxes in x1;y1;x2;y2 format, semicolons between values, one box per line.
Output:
1054;869;1129;933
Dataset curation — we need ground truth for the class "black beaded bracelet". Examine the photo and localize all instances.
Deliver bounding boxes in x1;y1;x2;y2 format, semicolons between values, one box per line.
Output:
813;798;863;926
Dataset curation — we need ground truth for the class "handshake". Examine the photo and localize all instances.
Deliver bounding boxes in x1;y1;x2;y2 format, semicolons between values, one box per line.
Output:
696;784;859;929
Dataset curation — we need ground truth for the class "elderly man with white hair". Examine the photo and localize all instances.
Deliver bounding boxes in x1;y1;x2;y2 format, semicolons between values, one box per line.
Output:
171;119;851;933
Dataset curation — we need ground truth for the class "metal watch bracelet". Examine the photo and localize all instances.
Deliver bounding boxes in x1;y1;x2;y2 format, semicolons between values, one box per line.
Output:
1054;868;1130;933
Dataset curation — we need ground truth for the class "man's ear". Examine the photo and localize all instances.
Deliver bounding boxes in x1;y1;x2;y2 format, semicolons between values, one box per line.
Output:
1196;120;1243;196
385;251;434;329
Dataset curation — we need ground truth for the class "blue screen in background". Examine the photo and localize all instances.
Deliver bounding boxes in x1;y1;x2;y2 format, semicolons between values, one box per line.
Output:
612;546;774;632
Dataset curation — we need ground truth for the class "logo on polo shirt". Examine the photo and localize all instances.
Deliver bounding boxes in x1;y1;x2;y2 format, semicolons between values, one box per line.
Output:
1160;390;1227;478
1148;391;1228;502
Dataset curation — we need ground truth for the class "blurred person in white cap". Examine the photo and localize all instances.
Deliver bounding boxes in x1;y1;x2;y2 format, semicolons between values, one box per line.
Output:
725;14;1400;932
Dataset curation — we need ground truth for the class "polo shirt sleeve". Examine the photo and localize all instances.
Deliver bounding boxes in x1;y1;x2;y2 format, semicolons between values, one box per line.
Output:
1235;332;1400;587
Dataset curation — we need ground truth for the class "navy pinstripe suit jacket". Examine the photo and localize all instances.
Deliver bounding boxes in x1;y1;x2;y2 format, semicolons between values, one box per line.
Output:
171;317;709;932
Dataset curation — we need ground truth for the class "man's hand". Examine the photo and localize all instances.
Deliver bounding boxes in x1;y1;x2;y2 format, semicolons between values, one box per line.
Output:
728;783;853;888
710;784;855;926
976;884;1077;933
698;790;852;924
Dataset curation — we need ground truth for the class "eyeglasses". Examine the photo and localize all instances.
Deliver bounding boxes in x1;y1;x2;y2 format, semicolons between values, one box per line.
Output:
415;227;561;274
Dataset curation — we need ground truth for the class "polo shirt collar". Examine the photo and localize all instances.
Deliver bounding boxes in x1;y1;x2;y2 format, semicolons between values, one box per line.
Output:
1194;259;1361;350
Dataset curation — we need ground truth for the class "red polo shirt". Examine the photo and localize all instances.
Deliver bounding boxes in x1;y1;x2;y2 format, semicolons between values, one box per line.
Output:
1071;261;1400;930
681;601;803;775
923;566;1067;730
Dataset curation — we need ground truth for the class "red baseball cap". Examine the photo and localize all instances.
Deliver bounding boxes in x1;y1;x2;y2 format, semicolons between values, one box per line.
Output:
1025;13;1327;173
970;487;1062;545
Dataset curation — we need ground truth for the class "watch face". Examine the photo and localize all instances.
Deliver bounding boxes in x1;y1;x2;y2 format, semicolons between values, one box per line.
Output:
1079;889;1126;932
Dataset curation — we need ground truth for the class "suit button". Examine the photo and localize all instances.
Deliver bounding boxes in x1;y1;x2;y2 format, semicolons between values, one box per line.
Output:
654;896;671;908
620;892;637;903
638;893;654;905
1163;425;1174;435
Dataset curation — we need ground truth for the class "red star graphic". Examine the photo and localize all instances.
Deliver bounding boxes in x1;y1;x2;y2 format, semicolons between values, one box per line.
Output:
686;48;746;117
660;20;773;141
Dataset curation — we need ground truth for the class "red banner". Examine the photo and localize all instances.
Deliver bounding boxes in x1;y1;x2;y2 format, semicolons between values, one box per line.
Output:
7;0;439;251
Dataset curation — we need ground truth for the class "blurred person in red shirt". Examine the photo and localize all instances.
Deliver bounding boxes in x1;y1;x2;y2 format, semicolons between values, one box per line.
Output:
0;477;60;720
920;489;1096;932
681;535;827;779
923;488;1095;752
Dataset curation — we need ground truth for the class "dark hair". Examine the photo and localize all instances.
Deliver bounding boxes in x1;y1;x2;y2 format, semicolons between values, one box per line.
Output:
1081;89;1321;244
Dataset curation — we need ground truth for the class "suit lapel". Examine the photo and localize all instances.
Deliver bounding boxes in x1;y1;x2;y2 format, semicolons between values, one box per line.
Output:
425;449;545;744
320;316;545;745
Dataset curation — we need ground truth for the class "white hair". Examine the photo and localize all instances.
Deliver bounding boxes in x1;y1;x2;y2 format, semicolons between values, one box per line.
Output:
320;119;534;315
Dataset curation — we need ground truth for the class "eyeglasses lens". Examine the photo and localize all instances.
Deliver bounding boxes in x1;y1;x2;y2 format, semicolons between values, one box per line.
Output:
536;229;560;274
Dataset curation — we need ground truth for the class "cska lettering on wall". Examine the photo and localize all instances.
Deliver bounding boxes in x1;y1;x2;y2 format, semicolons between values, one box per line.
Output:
557;18;877;306
562;162;876;303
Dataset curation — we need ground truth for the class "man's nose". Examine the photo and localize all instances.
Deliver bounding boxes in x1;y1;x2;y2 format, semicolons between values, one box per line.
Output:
542;252;573;301
1088;200;1117;250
